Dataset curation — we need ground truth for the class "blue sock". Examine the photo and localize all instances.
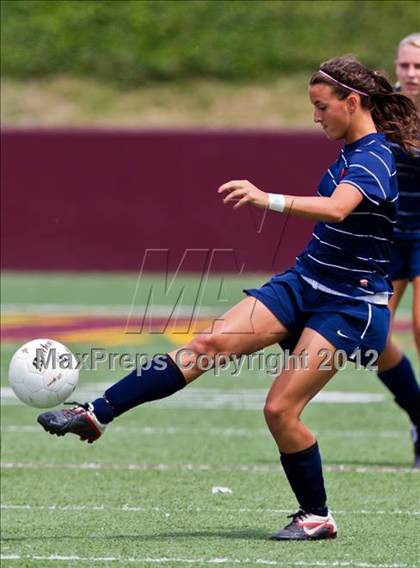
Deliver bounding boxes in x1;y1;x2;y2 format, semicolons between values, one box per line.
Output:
92;354;186;423
377;355;420;426
280;441;328;516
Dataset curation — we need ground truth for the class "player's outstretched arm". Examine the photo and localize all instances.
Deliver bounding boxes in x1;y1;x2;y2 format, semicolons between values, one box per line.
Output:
218;180;363;222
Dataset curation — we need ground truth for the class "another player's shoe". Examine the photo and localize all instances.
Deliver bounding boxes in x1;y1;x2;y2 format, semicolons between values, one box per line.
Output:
411;425;420;469
270;510;337;541
37;402;107;443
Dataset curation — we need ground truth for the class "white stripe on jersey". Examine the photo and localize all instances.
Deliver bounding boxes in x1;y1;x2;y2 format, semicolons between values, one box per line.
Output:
366;140;376;146
356;256;390;263
348;164;387;199
307;253;376;273
380;144;393;154
353;286;375;295
368;151;395;177
312;232;343;250
340;151;349;167
327;169;338;186
343;180;380;205
350;211;396;224
325;224;392;242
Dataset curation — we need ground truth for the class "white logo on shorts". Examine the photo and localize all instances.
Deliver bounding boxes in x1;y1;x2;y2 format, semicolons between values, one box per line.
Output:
337;330;351;339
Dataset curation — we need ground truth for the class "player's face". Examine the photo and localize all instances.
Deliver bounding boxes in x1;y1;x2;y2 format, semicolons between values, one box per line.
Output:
395;44;420;100
309;84;352;140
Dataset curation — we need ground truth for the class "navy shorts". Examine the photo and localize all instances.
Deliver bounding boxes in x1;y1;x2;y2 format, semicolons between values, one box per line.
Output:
244;268;390;366
388;239;420;281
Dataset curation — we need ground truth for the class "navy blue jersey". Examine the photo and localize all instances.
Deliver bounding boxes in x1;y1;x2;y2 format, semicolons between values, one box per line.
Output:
389;142;420;241
295;133;398;300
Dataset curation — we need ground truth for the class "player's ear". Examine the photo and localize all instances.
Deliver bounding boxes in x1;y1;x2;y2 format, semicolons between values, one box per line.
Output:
346;94;359;113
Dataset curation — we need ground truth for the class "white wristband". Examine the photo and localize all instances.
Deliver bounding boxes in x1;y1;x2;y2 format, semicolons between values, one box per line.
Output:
268;193;286;213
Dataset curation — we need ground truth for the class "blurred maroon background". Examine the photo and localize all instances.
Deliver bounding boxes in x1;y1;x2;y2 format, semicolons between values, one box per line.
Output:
1;129;340;273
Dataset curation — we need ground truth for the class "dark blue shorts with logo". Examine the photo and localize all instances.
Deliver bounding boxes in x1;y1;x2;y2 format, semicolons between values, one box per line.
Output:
244;268;390;367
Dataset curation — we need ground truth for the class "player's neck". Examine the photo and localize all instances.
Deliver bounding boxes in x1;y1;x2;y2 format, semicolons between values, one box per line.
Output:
344;115;377;145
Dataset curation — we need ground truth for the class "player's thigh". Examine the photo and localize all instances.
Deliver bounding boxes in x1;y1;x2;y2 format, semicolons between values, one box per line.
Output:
265;327;337;418
388;240;410;313
172;296;289;359
388;279;409;316
377;279;407;369
210;296;287;338
379;276;415;369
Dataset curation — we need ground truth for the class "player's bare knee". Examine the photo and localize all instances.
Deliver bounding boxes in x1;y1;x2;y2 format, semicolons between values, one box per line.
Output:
187;333;224;359
263;400;296;428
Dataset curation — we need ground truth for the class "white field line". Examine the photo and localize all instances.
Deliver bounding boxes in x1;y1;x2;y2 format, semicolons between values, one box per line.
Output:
1;503;419;517
0;386;385;408
1;461;418;474
0;555;417;567
1;303;217;317
1;424;405;439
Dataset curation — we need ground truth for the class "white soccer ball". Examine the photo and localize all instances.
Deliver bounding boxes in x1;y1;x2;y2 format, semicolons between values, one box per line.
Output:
8;339;79;408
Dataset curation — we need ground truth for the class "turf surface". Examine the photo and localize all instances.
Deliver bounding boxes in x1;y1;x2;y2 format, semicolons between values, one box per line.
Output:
1;272;419;567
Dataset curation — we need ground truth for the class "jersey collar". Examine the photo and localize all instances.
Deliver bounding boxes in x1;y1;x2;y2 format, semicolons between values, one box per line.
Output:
344;132;386;152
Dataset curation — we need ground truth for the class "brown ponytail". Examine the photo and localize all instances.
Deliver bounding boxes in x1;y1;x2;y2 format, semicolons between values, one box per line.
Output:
310;56;419;153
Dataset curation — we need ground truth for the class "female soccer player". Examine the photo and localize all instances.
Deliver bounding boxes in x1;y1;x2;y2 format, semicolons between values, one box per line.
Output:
38;56;419;541
376;34;420;469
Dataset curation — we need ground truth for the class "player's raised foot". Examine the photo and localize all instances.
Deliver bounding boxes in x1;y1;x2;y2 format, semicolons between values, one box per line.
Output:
270;510;337;541
37;402;107;443
411;425;420;469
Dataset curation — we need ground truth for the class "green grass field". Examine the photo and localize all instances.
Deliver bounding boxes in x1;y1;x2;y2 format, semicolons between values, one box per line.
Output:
2;75;314;128
1;272;419;568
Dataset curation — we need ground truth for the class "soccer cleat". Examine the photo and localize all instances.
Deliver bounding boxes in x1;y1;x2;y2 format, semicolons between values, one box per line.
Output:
411;425;420;469
37;402;107;443
270;510;337;541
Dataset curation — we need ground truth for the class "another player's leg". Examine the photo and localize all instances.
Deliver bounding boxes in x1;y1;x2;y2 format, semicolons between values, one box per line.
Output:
411;274;420;466
38;297;288;442
264;328;338;541
413;274;420;354
377;278;420;469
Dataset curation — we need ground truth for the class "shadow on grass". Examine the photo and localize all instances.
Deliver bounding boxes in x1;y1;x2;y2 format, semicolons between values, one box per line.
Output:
2;528;270;542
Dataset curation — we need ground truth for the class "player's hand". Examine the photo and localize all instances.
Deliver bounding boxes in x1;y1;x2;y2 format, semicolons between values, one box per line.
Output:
218;180;269;210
